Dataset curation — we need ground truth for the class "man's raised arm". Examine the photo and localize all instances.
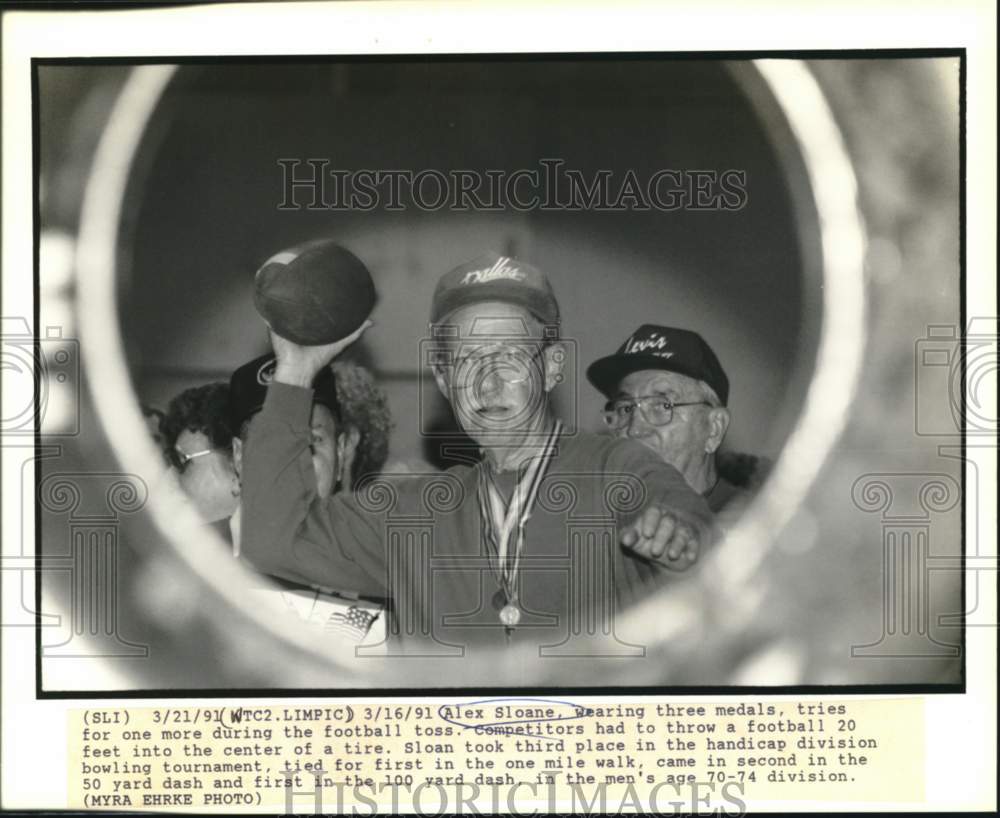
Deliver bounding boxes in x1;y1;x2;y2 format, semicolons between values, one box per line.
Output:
238;324;386;596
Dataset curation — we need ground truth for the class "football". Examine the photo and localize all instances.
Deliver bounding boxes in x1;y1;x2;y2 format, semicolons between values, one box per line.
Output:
253;239;376;345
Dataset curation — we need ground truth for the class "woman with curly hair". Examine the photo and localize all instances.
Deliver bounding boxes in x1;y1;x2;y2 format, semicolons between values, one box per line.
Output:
330;359;393;489
158;362;395;526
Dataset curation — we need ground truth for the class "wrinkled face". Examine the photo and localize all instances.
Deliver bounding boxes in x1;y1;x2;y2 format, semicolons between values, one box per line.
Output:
611;370;726;481
173;429;238;522
431;302;564;448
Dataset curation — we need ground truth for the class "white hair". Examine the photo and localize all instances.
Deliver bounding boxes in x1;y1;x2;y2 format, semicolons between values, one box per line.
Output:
699;381;723;408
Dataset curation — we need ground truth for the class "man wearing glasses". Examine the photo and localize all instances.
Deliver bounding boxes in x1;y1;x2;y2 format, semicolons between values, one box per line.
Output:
587;324;760;515
238;251;715;659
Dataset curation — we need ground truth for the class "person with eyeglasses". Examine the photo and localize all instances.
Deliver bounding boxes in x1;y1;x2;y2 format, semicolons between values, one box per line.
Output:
587;324;766;515
161;382;241;527
238;250;715;664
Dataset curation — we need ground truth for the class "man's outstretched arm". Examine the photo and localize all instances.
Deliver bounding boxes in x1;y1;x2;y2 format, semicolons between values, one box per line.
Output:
607;437;716;571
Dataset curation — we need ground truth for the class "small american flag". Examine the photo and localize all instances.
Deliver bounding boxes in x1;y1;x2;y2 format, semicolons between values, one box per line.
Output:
325;605;378;641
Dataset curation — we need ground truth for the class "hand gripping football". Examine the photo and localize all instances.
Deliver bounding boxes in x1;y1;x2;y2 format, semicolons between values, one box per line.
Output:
253;239;376;345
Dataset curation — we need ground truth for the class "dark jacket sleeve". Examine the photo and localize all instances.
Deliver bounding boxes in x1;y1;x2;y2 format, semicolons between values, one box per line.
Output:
238;382;388;598
603;436;715;544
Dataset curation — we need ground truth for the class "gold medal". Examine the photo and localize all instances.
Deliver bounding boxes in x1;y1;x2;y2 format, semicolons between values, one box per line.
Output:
499;604;521;628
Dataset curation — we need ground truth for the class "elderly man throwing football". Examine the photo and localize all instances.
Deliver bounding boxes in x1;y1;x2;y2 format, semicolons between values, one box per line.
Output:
239;251;714;657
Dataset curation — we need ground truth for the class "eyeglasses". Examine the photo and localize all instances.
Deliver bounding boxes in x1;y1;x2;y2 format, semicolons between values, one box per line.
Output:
602;396;712;430
171;447;218;471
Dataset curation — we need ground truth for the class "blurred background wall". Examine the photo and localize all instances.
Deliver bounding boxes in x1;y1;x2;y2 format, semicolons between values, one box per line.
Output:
43;60;819;465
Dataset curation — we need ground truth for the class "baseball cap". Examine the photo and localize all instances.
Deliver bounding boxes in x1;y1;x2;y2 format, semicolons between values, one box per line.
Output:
430;252;560;328
228;354;341;432
586;324;730;406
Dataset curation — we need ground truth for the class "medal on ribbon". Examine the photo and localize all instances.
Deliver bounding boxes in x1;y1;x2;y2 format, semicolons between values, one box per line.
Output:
477;420;562;638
